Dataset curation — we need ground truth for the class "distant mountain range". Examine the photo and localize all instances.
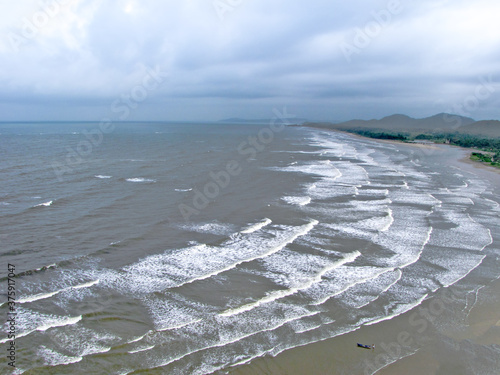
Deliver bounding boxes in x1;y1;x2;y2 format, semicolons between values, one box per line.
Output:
219;117;309;124
305;113;500;138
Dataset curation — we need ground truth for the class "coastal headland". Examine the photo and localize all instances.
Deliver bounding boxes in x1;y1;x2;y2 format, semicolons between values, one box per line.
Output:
301;113;500;171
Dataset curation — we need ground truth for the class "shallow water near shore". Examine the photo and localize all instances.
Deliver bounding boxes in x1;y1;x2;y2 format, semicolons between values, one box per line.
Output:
1;122;499;374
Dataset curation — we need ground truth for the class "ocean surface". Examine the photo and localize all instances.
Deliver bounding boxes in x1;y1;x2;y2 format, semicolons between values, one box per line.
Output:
0;122;499;374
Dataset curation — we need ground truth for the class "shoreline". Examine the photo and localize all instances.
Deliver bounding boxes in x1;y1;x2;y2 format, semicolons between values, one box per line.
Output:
306;126;500;177
223;129;500;375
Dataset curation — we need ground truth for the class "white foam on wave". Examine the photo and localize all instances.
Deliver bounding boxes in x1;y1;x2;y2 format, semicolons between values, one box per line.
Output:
125;178;156;183
292;322;323;334
363;293;428;326
395;226;433;270
356;188;389;197
308;265;394;306
427;193;443;207
271;162;342;180
381;208;394;231
72;279;100;290
143;295;204;332
269;323;362;359
308;136;350;158
484;198;500;210
218;310;321;349
179;222;234;235
175;188;192;192
345;196;434;269
241;218;272;234
438;195;475;206
308;183;317;190
132;301;323;374
281;196;311;206
30;263;57;274
143;129;481;372
47;325;116;358
95;175;112;179
18;290;60;304
307;163;368;200
127;334;148;344
181;220;319;287
35;316;83;333
428;250;486;289
229;347;277;368
151;307;321;372
274;141;371;202
18;280;99;304
37;346;83;367
119;220;319;294
353;208;394;233
34;200;53;207
431;210;492;252
128;345;155;354
220;251;361;317
483;228;493;251
340;269;403;309
0;307;83;343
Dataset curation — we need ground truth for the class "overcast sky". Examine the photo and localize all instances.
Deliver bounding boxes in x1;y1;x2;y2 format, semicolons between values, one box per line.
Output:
0;0;499;122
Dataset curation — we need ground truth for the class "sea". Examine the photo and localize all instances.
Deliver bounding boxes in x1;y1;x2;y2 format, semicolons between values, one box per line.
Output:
0;121;499;374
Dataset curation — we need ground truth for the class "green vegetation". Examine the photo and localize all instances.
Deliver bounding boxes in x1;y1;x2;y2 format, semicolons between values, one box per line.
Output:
307;124;500;169
341;128;500;152
471;152;500;167
354;130;500;168
471;152;492;163
351;129;409;141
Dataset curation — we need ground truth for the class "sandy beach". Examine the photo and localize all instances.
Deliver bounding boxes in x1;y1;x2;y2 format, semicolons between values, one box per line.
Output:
4;125;498;374
222;133;500;375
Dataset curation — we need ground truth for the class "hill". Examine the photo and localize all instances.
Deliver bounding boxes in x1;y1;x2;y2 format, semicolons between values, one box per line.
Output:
324;113;476;133
219;117;308;124
306;113;500;138
457;120;500;138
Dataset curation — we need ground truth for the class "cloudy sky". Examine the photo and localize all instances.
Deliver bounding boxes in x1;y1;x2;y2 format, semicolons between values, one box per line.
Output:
0;0;499;122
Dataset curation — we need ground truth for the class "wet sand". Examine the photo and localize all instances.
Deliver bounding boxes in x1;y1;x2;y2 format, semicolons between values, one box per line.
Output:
221;134;500;375
225;278;500;375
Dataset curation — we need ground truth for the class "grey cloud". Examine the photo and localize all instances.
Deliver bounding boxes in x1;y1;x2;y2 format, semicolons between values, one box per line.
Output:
0;0;498;121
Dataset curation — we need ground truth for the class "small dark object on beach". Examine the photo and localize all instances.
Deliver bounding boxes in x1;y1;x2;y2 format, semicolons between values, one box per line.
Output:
357;343;375;350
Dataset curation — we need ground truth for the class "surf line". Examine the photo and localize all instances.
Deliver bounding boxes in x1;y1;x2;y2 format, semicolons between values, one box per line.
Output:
363;286;463;374
17;279;100;305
